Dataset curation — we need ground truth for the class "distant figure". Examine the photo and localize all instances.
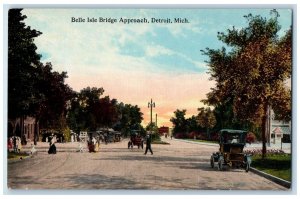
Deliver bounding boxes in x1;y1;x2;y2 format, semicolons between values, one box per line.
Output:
78;142;84;152
144;134;153;155
171;135;173;140
8;138;13;152
31;144;37;155
48;135;57;154
13;136;17;153
17;137;22;153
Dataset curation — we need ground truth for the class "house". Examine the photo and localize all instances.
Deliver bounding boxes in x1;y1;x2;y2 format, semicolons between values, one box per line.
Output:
158;126;169;136
8;116;38;144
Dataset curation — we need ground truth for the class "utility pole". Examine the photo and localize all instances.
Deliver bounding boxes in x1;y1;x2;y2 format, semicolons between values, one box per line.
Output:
148;99;155;131
155;114;157;127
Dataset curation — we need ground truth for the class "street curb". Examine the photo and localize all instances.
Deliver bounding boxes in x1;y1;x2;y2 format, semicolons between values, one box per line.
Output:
173;138;218;146
250;167;291;189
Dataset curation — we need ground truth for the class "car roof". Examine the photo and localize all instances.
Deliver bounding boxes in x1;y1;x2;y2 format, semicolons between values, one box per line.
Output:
220;129;247;134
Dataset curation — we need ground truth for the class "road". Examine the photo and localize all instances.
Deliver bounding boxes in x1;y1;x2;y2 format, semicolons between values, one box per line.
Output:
7;137;287;190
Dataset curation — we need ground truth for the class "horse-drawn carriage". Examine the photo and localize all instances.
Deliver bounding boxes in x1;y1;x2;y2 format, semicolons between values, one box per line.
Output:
128;130;144;149
210;129;252;172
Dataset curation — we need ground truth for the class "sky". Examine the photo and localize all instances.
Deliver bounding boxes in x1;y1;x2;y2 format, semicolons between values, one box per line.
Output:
22;8;292;127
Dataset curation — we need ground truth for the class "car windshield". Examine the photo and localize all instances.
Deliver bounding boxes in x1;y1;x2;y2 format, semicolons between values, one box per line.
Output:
221;132;244;144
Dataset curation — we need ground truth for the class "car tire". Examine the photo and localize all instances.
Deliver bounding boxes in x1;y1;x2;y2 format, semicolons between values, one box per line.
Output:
210;155;215;168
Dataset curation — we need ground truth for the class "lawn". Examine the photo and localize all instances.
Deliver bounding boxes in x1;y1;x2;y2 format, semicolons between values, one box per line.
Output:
152;140;170;145
8;151;30;160
251;154;291;182
184;139;218;144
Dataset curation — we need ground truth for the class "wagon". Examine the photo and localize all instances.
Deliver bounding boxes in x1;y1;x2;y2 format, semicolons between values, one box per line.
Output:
210;129;252;172
128;130;144;149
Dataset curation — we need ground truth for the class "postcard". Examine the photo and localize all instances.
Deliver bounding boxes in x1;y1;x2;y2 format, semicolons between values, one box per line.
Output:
6;7;292;193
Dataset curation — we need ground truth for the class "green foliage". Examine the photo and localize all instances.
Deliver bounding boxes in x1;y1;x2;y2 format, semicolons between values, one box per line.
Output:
197;107;216;130
67;92;144;136
115;103;144;137
62;127;71;142
8;9;42;119
202;10;291;157
8;9;74;141
251;154;291;181
170;109;187;134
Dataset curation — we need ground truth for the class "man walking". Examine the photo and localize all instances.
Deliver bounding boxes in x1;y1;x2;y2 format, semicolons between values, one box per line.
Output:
144;134;153;155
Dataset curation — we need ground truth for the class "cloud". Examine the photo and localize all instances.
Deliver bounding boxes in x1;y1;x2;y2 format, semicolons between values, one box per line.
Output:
145;45;174;57
22;9;239;127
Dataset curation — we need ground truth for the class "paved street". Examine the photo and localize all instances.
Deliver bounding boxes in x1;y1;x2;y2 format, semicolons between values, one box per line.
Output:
7;138;287;190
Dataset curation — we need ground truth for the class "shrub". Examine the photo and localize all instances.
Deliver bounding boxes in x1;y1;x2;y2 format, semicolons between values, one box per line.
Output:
210;132;219;141
188;131;198;139
246;132;257;144
197;133;207;140
174;133;186;139
244;149;285;156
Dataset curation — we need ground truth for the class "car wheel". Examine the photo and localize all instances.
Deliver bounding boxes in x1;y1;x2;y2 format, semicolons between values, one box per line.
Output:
210;156;215;168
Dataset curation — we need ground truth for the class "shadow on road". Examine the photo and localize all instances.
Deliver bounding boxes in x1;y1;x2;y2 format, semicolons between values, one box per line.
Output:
54;173;149;189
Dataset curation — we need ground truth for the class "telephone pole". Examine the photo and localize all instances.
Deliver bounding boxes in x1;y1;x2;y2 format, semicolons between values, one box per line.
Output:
148;99;155;131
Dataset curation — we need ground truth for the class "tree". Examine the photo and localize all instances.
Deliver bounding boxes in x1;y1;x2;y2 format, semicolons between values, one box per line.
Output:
197;107;216;139
202;10;291;158
186;116;200;133
35;62;74;130
170;109;187;136
8;9;42;119
67;87;105;132
115;103;144;137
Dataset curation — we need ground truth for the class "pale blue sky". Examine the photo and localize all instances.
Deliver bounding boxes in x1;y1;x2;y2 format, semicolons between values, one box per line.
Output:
22;8;292;126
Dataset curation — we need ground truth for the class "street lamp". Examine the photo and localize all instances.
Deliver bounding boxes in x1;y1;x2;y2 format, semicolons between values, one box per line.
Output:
148;98;155;131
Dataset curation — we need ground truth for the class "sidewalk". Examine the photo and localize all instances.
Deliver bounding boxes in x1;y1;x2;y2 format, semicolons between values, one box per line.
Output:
245;142;291;154
168;138;291;154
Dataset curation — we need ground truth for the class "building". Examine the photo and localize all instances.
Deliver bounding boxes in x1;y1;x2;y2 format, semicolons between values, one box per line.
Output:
8;116;38;143
267;108;291;144
158;126;169;136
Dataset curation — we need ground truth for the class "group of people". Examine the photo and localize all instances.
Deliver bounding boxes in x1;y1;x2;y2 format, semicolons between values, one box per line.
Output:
87;136;100;152
7;136;22;153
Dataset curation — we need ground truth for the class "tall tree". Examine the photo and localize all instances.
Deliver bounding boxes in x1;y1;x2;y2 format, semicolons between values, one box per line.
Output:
35;62;74;130
197;107;216;139
170;109;187;135
115;103;144;137
202;10;291;157
8;9;42;119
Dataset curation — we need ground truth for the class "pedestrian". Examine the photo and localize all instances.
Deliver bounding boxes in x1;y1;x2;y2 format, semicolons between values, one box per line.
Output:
30;143;37;155
144;134;153;155
8;137;13;152
17;137;22;153
13;136;17;153
48;134;57;154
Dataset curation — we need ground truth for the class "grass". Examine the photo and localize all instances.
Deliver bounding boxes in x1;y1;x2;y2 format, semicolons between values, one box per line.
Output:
152;140;170;145
251;154;291;181
8;151;30;160
184;139;218;144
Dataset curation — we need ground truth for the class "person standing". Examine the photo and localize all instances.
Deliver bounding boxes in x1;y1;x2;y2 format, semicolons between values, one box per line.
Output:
144;134;153;155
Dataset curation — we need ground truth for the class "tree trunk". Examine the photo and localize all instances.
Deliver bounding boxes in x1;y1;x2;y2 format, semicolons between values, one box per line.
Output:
261;103;268;159
34;119;39;145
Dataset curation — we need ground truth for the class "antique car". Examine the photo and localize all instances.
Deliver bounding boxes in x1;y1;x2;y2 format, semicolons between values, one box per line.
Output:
210;129;252;172
128;130;144;149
